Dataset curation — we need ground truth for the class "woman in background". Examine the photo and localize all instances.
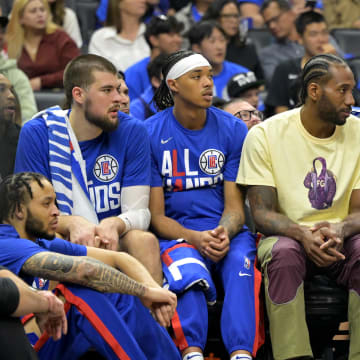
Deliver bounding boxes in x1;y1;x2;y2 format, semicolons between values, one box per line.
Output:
203;0;264;80
48;0;83;48
6;0;80;90
89;0;150;72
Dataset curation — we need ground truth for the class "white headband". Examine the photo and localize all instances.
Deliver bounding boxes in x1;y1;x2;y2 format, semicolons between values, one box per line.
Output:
166;54;211;87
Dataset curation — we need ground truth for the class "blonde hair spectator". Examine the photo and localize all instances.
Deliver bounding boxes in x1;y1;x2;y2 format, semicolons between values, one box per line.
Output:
6;0;58;60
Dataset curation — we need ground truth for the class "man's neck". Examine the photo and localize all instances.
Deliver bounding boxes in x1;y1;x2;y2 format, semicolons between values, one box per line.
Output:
173;102;207;130
288;26;300;42
4;220;35;242
300;106;336;138
119;12;141;40
211;62;223;76
69;107;102;142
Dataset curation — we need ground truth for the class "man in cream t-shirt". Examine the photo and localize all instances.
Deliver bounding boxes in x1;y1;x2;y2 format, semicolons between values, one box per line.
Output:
237;54;360;360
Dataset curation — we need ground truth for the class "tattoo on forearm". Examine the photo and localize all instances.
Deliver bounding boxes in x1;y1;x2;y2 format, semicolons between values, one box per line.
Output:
23;253;145;297
219;212;243;239
247;185;296;236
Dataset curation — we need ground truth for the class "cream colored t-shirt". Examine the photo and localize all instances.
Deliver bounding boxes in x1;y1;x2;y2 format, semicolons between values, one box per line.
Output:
237;107;360;226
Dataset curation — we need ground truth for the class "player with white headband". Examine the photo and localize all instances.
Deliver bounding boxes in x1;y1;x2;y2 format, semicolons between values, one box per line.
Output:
145;50;263;360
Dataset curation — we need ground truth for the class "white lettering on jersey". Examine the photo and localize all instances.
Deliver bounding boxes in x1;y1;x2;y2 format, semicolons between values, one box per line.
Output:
88;180;121;214
162;150;173;177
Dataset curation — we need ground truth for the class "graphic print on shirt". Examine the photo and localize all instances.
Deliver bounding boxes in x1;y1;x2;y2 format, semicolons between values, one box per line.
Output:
303;157;336;210
90;154;121;214
161;148;225;192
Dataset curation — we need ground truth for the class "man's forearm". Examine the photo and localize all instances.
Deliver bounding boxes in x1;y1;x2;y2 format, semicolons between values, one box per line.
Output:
248;185;307;241
87;248;159;287
151;214;199;245
219;210;244;239
340;212;360;240
22;253;146;297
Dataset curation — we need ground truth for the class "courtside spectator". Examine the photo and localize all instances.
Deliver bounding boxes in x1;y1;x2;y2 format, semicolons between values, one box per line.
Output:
48;0;83;48
189;20;250;99
203;0;264;80
89;0;150;72
6;0;80;91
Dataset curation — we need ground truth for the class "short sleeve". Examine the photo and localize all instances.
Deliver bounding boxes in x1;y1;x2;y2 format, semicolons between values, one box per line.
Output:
236;124;276;187
122;121;151;187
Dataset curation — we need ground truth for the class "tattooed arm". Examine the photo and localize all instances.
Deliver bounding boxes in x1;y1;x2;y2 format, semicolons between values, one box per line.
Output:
219;181;245;239
22;251;177;327
247;185;302;239
247;185;341;266
22;252;146;296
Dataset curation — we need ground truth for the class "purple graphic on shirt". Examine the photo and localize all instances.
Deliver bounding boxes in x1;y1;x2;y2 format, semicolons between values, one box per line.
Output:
304;157;336;210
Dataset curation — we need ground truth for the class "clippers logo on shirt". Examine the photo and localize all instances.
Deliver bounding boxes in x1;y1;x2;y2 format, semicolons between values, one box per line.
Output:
199;149;225;175
161;148;225;191
93;154;119;182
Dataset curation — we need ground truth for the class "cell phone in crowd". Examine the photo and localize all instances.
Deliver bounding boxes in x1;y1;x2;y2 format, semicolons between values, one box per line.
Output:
306;0;317;9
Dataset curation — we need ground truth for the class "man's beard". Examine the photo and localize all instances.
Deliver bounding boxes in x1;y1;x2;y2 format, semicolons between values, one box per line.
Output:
0;110;13;137
84;98;119;132
25;209;55;240
318;92;348;126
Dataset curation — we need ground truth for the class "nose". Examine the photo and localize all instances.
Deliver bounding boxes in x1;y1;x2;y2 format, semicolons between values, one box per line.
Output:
52;203;60;217
6;88;15;101
345;90;355;107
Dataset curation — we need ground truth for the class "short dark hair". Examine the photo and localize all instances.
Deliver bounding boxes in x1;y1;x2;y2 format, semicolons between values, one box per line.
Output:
0;172;48;223
202;0;239;22
188;20;227;46
260;0;291;14
295;10;327;36
299;54;348;105
145;15;184;49
153;50;195;110
63;54;117;108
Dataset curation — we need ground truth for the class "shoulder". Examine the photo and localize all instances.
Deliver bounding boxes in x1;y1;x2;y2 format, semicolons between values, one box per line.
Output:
125;57;150;75
223;60;249;73
21;115;47;133
208;106;247;132
116;111;147;135
91;26;116;41
145;108;171;134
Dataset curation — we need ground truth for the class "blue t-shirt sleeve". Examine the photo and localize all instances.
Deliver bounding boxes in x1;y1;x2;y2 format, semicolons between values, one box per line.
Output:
38;238;87;256
0;238;48;276
14;119;51;179
223;118;248;182
122;121;151;187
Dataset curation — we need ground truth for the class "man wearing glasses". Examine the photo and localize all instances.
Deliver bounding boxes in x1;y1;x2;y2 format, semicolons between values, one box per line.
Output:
223;99;264;130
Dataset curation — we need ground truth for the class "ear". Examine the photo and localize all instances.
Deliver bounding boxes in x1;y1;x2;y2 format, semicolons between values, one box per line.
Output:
149;35;159;48
150;76;161;89
72;86;85;105
14;203;26;221
192;44;201;53
167;79;178;93
307;82;321;101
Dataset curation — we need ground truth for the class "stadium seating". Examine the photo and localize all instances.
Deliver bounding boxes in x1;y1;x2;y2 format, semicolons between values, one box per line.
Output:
331;28;360;58
34;90;66;112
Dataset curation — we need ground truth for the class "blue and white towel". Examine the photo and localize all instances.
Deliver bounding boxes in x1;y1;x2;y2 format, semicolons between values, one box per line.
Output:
41;106;98;223
161;240;217;305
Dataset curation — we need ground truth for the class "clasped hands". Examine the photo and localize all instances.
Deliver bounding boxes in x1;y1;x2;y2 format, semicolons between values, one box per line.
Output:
302;221;345;267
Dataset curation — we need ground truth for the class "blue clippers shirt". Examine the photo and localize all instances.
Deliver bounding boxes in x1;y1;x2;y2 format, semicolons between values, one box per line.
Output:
15;111;151;221
0;224;87;285
145;106;247;231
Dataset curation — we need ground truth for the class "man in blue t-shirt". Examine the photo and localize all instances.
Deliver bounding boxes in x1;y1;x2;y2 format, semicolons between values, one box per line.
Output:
145;50;263;360
125;15;183;101
15;54;163;285
0;172;180;360
189;21;250;100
